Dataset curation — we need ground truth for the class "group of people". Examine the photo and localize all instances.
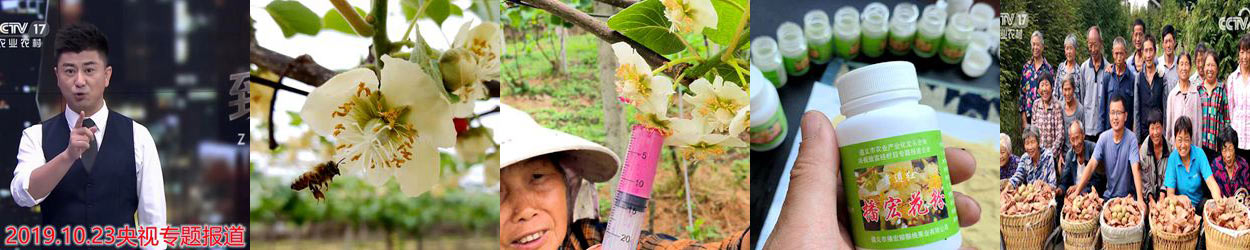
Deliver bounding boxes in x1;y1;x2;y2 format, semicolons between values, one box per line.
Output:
1002;19;1250;213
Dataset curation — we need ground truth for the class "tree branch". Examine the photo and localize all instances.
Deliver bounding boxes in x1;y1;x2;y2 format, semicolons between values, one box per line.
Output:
518;0;672;71
249;39;336;86
250;39;502;97
594;0;637;9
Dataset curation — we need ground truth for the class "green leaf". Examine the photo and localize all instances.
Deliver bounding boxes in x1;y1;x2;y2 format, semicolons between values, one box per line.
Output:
402;0;456;25
548;13;570;28
287;111;303;126
506;8;523;27
322;7;367;35
451;5;464;17
704;0;746;45
708;60;745;86
426;0;453;25
607;0;685;54
265;0;321;38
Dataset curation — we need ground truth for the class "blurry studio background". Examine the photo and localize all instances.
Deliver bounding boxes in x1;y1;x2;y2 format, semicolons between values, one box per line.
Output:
0;0;251;234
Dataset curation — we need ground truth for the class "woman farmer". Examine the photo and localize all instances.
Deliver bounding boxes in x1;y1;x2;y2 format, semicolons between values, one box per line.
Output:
498;105;748;250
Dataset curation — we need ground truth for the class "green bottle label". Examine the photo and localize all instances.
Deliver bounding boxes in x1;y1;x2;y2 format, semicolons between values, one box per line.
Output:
888;33;914;55
761;69;785;88
749;105;787;151
809;39;835;63
914;33;942;58
836;36;860;60
863;33;887;57
939;38;967;64
783;53;810;76
840;130;959;248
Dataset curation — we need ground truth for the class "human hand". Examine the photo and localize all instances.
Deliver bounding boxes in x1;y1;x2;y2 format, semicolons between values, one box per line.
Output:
765;111;982;249
65;110;97;159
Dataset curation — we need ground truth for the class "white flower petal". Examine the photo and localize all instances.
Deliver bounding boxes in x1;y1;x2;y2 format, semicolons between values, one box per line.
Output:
690;0;718;30
715;78;749;104
397;144;442;197
300;69;378;136
451;100;476;118
452;22;474;48
451;22;502;82
729;106;748;135
611;42;652;73
642;76;674;115
665;118;703;146
362;165;396;187
380;55;457;148
719;136;748;147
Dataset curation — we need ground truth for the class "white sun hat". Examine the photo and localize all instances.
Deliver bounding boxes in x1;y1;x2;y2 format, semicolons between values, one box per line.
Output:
496;104;620;182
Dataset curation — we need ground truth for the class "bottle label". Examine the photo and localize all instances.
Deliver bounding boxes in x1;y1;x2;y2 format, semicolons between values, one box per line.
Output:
840;130;958;248
809;38;834;63
783;53;810;75
761;69;786;88
749;105;787;150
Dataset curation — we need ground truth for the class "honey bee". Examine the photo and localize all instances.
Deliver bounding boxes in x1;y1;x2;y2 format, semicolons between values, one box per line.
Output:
291;160;342;200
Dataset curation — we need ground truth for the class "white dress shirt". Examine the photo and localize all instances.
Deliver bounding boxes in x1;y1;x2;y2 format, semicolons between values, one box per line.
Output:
10;103;167;240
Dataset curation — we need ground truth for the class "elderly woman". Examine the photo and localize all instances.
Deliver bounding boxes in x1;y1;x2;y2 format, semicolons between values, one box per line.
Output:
1008;126;1058;187
1199;50;1230;159
1163;116;1222;209
1168;51;1201;147
1021;30;1054;128
1055;33;1084;103
1032;71;1064;153
1001;133;1019;180
1061;74;1085;138
499;106;747;250
1212;127;1250;199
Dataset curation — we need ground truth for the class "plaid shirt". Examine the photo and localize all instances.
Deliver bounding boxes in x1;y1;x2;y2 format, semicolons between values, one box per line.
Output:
1198;84;1230;149
1020;59;1054;122
563;218;750;250
1008;149;1058;187
1212;156;1250;199
1055;61;1083;103
1032;100;1063;152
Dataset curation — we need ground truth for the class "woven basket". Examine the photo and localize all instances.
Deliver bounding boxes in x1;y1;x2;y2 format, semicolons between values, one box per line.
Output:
1101;241;1140;250
1001;202;1055;250
1062;226;1100;250
1150;217;1200;250
1203;200;1250;250
1100;198;1144;250
1060;214;1099;250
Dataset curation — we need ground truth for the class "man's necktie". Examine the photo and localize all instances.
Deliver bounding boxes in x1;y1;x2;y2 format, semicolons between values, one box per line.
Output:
82;118;98;173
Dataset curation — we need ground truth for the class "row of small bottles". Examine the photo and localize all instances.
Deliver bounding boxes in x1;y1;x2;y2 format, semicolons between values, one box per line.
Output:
752;1;997;88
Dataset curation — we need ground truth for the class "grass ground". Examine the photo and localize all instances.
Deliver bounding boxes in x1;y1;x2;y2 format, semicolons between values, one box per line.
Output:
502;31;750;243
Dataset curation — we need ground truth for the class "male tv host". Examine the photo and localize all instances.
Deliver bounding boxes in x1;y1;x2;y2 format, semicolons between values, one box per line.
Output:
9;22;166;245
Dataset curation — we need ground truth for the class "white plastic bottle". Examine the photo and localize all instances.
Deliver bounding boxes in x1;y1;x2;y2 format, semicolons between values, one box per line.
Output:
749;66;787;151
940;12;973;64
833;6;861;60
888;2;919;56
777;22;810;76
860;2;890;58
834;61;962;250
914;4;946;58
805;10;834;64
752;36;788;87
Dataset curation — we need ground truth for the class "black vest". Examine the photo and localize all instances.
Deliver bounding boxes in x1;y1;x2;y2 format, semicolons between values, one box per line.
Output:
40;111;139;230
